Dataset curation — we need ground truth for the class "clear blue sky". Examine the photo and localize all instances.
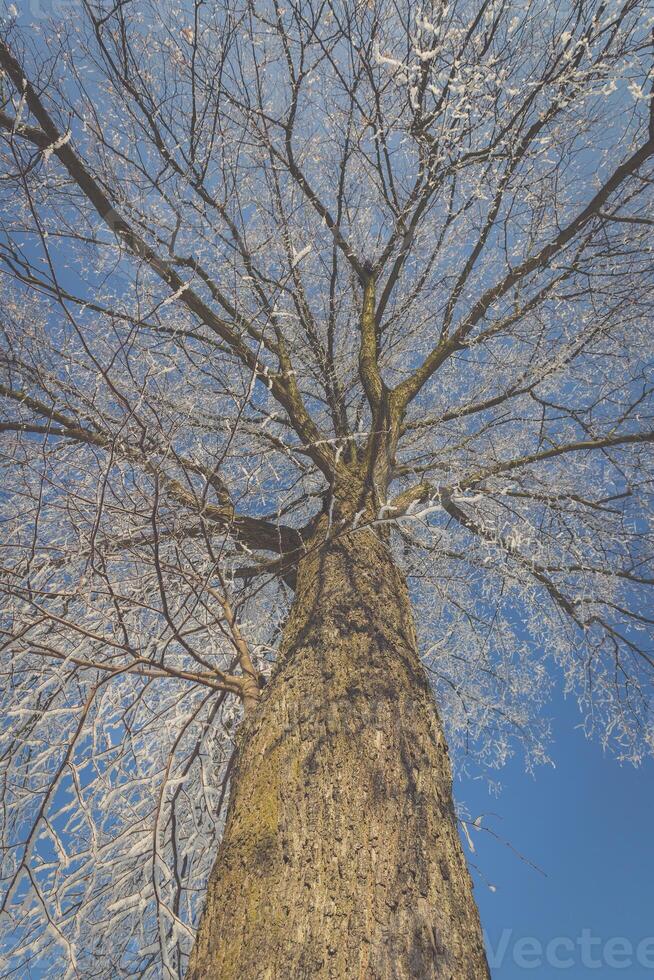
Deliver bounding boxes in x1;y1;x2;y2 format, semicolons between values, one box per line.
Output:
458;684;654;977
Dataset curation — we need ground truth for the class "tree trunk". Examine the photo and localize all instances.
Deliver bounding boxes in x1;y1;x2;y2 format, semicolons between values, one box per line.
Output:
187;523;490;979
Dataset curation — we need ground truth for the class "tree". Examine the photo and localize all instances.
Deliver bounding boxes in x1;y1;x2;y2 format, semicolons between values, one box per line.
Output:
0;0;652;975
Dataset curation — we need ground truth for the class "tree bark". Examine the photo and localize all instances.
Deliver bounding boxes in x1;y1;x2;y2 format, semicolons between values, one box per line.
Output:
187;522;490;979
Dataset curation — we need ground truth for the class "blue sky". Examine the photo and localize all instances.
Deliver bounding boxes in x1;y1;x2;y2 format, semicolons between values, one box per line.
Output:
458;683;654;977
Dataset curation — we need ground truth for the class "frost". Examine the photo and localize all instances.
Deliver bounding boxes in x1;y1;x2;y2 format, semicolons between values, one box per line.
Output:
372;41;404;72
42;130;71;165
160;280;192;308
415;47;439;62
290;243;312;268
416;10;440;33
461;822;476;854
628;80;654;101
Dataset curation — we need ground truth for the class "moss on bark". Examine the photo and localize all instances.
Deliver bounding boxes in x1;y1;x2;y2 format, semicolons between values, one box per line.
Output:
187;523;490;979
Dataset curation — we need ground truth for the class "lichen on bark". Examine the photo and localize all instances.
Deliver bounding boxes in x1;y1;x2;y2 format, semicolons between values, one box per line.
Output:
187;520;490;979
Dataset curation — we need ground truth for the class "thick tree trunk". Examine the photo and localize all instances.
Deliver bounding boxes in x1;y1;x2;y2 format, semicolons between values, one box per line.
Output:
187;523;490;979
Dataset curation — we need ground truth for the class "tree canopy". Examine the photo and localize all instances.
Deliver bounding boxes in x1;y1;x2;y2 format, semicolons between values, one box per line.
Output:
0;0;653;974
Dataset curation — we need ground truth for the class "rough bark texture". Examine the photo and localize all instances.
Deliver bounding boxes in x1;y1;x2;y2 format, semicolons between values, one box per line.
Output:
187;523;490;979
